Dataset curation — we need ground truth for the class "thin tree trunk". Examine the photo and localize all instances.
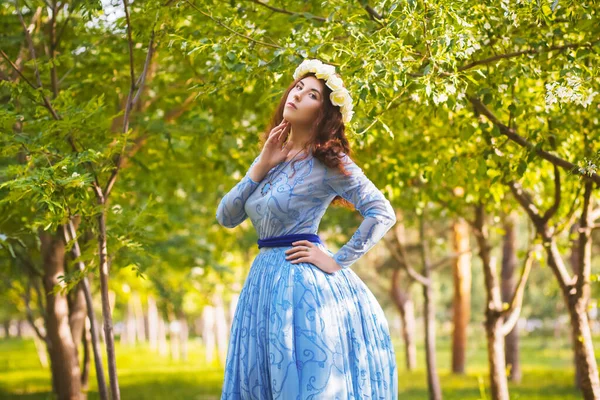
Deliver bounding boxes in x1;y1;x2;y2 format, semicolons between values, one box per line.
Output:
39;227;83;400
390;269;417;370
569;221;583;389
475;205;509;400
501;213;521;382
169;313;180;362
68;284;87;353
63;221;109;400
485;295;509;400
542;181;600;398
32;332;49;368
158;317;168;356
147;296;159;350
451;217;471;374
539;194;600;398
81;322;90;391
178;311;189;362
419;216;442;400
203;305;216;364
508;172;600;398
97;210;120;400
122;296;136;346
228;294;239;334
132;293;146;343
2;320;10;337
214;294;229;365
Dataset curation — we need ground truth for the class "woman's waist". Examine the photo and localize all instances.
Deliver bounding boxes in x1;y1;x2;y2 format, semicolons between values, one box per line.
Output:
257;232;320;248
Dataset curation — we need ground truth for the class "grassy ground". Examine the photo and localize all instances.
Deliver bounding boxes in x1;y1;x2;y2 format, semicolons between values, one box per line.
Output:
0;333;594;399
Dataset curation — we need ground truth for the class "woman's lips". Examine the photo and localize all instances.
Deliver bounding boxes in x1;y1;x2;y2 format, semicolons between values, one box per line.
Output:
286;102;297;109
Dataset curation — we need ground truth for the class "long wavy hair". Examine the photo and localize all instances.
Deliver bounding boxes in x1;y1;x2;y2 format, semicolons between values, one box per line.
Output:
259;72;355;210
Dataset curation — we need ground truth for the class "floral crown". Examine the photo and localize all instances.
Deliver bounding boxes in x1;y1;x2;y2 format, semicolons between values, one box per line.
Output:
292;59;354;124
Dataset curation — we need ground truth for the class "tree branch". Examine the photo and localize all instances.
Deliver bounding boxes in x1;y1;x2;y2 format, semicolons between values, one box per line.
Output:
458;39;600;72
541;164;561;224
507;180;545;228
105;18;158;198
184;0;283;49
468;96;600;184
247;0;326;21
575;180;594;294
500;246;536;336
383;226;432;286
430;249;472;272
23;281;47;342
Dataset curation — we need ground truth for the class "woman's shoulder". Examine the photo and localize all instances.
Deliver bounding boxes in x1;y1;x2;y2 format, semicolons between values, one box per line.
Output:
315;151;362;181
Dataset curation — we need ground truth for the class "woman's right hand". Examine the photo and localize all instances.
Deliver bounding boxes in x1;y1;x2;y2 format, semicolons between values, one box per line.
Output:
258;119;292;170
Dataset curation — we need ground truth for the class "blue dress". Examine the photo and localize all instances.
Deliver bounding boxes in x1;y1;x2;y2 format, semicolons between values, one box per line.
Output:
216;150;398;399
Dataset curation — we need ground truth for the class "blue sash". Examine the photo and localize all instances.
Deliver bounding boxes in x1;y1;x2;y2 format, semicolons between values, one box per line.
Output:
257;233;323;249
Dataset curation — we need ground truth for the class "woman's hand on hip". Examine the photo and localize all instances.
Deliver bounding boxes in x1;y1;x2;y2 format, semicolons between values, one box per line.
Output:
284;240;343;274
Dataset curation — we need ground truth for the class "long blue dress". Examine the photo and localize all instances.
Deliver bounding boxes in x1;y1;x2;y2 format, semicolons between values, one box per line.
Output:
216;150;398;399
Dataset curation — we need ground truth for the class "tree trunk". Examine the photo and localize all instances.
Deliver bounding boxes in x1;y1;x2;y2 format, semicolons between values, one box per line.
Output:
569;221;583;389
485;300;509;400
451;217;471;374
423;281;442;400
475;206;510;400
158;317;168;356
39;227;83;400
540;181;600;399
64;219;109;400
32;332;49;368
132;292;146;343
501;213;521;382
419;216;442;400
121;295;136;346
178;311;189;361
68;284;87;355
81;323;90;391
97;210;120;400
2;320;10;337
390;269;417;370
568;295;600;400
509;176;600;397
147;295;159;350
228;293;239;334
202;305;216;364
213;294;229;365
169;313;181;362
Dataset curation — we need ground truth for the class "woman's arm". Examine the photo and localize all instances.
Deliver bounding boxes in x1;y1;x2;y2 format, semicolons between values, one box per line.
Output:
216;154;268;228
324;153;397;269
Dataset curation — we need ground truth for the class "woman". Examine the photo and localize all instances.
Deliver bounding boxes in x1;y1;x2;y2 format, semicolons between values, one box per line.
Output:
216;59;398;399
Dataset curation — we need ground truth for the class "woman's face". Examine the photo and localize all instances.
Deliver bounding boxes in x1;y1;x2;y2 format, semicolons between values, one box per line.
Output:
282;76;324;125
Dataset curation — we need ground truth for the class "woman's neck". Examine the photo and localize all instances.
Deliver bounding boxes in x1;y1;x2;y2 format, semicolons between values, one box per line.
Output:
287;126;313;152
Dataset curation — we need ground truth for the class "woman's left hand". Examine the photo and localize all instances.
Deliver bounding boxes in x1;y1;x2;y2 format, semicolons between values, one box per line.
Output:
285;240;343;274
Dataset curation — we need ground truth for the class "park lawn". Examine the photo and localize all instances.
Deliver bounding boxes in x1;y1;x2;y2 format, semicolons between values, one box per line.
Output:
0;333;594;399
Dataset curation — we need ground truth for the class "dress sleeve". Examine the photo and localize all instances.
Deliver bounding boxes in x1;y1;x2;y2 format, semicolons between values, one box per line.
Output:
324;153;397;270
216;154;262;228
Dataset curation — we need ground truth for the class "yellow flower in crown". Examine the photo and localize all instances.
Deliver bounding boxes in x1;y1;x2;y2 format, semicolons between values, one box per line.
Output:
293;59;354;124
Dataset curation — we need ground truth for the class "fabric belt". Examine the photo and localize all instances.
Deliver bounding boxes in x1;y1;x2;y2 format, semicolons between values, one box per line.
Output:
257;233;323;249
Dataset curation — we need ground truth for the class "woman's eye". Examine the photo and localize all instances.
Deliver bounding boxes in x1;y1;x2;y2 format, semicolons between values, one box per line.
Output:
295;85;316;99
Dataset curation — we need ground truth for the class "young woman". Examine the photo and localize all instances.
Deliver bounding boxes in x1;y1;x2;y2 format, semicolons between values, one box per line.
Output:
216;59;398;399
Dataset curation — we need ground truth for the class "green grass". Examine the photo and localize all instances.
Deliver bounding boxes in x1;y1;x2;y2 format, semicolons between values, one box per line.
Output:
0;333;595;399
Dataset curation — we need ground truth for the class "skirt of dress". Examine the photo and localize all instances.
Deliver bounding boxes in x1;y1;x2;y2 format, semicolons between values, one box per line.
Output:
220;244;398;400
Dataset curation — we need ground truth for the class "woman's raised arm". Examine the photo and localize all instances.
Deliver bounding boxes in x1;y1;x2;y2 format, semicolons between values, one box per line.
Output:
324;153;397;269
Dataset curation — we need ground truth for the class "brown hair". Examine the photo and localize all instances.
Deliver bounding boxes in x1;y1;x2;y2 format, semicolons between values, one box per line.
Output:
259;72;355;210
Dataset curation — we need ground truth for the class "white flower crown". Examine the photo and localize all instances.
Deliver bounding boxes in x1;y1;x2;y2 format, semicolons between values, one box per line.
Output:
292;59;354;124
